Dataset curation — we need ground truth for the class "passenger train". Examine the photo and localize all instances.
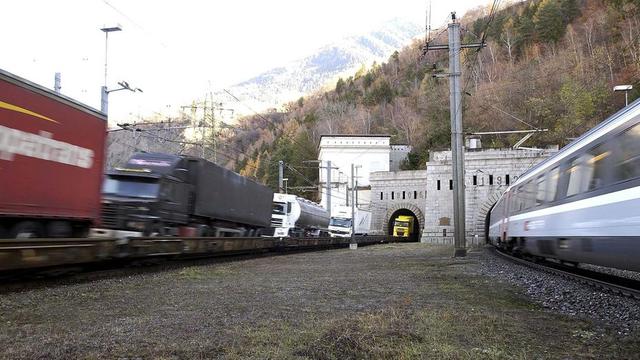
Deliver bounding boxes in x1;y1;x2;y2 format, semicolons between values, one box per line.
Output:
487;99;640;272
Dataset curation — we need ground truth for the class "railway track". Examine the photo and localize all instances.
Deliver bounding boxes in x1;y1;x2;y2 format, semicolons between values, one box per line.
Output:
0;235;402;278
491;247;640;299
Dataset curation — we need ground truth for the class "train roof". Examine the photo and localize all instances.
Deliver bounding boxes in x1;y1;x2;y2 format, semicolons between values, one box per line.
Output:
511;98;640;188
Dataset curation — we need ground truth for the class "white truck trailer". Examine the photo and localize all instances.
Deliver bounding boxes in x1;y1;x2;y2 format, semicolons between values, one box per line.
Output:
270;193;330;237
328;205;371;237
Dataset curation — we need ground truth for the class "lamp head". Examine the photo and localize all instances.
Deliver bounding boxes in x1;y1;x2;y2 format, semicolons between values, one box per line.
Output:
614;85;633;92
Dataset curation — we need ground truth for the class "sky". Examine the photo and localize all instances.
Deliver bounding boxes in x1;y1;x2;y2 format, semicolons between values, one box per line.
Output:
1;0;489;126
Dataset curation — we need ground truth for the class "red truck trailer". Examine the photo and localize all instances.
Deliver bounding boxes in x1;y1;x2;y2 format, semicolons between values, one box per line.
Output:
0;69;107;238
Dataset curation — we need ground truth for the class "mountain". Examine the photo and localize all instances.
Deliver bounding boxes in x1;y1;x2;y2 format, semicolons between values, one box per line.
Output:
225;0;640;194
219;18;423;115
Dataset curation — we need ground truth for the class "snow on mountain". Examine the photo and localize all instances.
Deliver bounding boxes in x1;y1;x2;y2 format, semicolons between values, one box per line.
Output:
218;18;423;117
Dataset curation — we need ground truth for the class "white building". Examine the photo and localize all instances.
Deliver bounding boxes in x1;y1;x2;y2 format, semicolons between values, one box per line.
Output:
389;144;411;171
318;135;411;215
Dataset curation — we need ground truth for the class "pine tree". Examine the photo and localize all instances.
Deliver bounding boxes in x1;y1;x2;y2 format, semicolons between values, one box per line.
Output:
534;0;566;43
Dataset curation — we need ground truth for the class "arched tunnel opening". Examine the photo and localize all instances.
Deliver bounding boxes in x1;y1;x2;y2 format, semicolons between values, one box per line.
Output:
387;209;421;242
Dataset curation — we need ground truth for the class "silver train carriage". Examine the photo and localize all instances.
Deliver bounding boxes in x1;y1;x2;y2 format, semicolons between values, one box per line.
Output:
487;99;640;272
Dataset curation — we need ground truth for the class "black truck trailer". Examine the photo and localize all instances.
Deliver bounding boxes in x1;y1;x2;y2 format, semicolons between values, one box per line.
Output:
91;153;273;238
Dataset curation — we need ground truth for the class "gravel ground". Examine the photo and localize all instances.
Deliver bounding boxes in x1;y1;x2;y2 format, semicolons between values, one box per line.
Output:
475;247;640;336
0;243;638;359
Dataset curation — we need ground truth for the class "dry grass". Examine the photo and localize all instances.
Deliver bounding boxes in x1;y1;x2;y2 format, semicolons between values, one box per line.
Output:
0;243;637;359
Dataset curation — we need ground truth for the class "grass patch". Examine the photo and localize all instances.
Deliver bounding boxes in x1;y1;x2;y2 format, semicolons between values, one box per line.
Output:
222;301;640;360
214;251;639;360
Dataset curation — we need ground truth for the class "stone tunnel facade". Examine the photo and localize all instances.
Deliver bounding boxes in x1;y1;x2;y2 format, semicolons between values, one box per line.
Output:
367;148;558;246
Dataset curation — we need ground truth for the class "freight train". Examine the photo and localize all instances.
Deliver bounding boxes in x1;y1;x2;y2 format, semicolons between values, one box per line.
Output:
487;98;640;272
0;70;399;273
0;69;106;238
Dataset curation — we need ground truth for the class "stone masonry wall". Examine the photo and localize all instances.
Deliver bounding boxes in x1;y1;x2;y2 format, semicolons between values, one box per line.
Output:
421;148;558;246
369;170;428;235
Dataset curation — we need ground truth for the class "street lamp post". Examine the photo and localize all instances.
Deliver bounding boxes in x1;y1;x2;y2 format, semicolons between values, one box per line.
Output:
102;81;142;115
614;85;633;107
100;25;122;114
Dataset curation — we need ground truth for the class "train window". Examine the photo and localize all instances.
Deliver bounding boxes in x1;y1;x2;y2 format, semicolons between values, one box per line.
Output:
547;167;560;202
587;144;610;191
517;184;526;209
516;186;525;211
512;188;521;212
525;181;536;209
614;123;640;182
535;175;545;206
566;155;594;197
566;158;582;197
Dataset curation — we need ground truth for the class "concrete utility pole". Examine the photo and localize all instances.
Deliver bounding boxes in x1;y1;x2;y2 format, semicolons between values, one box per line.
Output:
355;165;360;207
278;160;284;193
424;12;485;257
54;72;61;93
100;25;122;114
351;163;355;245
326;160;332;216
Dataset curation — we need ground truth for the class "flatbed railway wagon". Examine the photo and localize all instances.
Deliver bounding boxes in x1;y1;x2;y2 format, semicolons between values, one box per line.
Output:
0;69;107;238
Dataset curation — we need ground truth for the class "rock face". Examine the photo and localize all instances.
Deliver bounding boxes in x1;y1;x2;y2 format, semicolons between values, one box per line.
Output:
220;18;422;115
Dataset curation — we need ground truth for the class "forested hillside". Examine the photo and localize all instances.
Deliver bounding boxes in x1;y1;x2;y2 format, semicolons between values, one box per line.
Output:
217;0;640;198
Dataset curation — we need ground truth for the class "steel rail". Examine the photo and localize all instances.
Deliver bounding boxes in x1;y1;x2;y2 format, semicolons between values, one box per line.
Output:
491;247;640;299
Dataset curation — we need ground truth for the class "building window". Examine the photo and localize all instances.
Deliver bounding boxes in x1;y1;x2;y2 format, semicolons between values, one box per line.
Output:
402;191;406;199
473;175;477;186
449;180;453;190
391;191;395;200
437;180;441;190
505;174;510;185
380;192;383;200
414;190;417;199
489;175;494;185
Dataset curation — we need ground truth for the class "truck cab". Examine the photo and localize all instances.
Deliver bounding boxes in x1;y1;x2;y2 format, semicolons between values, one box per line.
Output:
329;206;371;238
392;215;413;237
91;153;192;238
